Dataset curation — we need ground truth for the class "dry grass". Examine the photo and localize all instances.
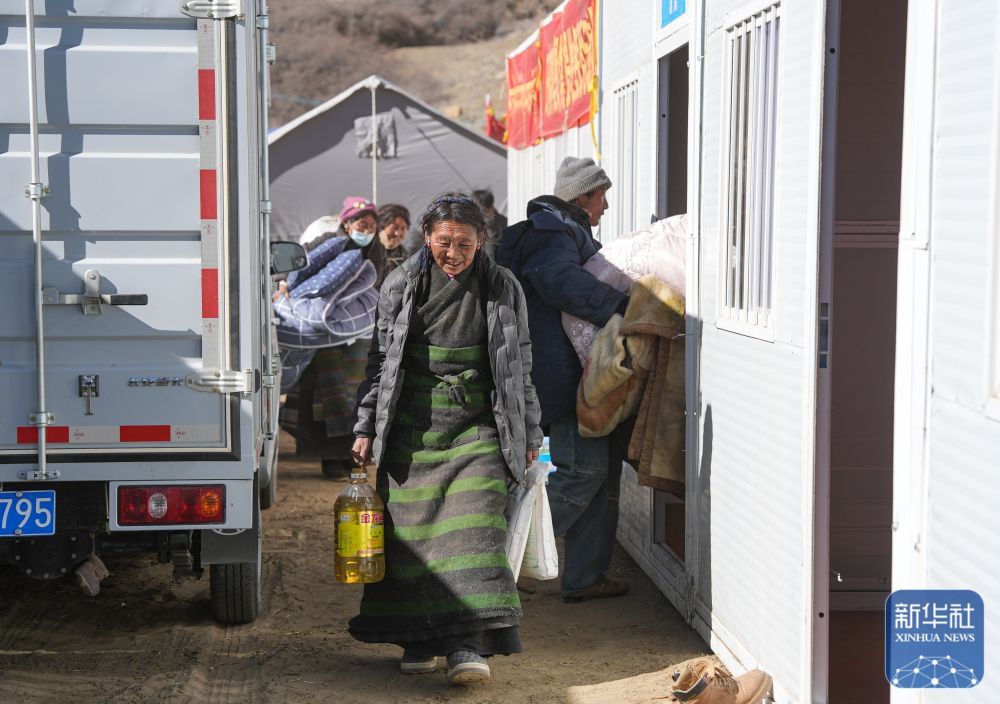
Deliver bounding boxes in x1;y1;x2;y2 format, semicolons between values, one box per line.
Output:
267;0;560;128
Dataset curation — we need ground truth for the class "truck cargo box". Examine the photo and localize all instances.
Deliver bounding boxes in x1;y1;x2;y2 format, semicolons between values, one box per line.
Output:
0;0;289;623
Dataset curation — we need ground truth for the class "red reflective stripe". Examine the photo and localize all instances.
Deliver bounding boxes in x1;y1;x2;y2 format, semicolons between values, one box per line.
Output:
16;426;70;444
201;268;219;318
119;425;171;443
199;169;217;220
198;69;216;120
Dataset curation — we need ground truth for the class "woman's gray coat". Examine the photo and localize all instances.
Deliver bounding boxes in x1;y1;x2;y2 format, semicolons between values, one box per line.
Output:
354;249;544;482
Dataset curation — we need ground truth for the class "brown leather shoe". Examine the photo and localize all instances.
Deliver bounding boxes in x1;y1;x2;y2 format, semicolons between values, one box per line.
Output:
668;657;772;704
562;574;629;603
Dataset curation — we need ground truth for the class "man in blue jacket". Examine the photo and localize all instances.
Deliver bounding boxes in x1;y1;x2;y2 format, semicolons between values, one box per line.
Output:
497;156;630;603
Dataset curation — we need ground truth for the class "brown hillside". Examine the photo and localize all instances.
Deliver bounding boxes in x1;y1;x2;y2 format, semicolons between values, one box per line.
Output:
267;0;559;131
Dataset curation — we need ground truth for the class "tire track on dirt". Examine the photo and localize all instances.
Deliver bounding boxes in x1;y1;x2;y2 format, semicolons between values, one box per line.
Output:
174;554;285;703
0;597;70;652
0;596;91;702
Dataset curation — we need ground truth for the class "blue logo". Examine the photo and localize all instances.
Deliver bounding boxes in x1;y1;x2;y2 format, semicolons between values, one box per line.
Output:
661;0;686;28
885;589;983;689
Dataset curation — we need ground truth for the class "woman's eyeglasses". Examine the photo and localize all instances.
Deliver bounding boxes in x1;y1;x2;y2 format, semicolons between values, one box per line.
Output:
431;240;476;253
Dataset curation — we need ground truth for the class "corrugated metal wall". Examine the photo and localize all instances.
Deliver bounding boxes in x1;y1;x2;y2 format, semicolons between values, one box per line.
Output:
695;0;826;699
896;0;1000;700
599;0;657;241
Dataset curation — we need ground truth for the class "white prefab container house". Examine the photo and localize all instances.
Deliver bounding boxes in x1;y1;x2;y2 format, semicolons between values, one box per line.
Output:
891;0;1000;701
508;0;998;701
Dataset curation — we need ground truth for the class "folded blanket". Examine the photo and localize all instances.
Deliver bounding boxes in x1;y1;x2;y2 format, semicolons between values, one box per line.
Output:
286;235;349;290
275;257;378;348
575;315;639;438
574;272;686;492
629;335;685;494
577;275;684;438
563;214;687;363
275;235;379;389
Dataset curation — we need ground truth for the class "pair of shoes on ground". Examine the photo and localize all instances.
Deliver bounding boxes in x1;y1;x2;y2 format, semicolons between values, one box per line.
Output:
400;650;490;685
562;573;629;603
668;657;772;704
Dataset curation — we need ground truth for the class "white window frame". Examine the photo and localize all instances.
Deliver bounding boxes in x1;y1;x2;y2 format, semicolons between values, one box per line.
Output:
607;76;641;241
716;1;782;340
655;0;690;47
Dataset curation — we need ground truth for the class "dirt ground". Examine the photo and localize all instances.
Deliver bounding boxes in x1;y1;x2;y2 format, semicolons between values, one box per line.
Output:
0;439;709;703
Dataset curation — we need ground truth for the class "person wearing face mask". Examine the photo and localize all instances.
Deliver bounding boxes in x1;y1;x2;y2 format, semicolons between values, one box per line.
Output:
289;197;380;478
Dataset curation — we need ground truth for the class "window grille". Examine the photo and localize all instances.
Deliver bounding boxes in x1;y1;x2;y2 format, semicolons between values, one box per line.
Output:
720;3;781;327
610;79;640;239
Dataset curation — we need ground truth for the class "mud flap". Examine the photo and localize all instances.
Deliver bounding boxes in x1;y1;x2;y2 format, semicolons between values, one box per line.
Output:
201;480;261;566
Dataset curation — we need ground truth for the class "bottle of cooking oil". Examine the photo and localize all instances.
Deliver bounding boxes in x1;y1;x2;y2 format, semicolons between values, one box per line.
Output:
333;465;385;583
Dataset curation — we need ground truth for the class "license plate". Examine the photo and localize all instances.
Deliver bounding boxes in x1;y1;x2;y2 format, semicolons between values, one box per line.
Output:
0;490;56;537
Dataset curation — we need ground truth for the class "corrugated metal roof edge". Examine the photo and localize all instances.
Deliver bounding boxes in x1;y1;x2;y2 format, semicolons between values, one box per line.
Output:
267;74;507;155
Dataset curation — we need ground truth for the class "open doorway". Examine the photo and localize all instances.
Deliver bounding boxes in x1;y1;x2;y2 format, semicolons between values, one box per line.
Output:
657;44;689;221
652;42;689;561
825;0;908;701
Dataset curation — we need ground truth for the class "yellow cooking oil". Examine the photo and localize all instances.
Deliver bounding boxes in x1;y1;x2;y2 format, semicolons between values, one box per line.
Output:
333;466;385;583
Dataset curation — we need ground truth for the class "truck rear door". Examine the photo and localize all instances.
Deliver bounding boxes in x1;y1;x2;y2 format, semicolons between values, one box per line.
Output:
0;2;239;463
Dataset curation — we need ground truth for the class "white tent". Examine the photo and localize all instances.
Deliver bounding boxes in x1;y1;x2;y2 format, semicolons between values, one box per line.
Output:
268;75;507;242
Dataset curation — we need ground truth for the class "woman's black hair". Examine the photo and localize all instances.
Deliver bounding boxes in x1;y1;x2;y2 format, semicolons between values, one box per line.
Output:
420;191;501;259
377;203;411;231
420;192;488;239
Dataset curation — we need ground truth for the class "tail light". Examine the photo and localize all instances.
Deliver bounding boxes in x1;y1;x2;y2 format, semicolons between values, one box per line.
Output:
118;485;226;526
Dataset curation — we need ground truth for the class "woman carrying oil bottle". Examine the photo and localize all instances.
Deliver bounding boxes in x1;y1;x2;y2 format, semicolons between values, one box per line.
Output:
350;193;543;686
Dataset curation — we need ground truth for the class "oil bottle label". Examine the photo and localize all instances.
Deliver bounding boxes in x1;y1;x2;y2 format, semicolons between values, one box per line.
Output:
337;510;385;558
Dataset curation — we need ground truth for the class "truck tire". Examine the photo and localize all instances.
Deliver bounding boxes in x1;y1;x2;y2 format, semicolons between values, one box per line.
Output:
209;560;260;624
209;498;263;625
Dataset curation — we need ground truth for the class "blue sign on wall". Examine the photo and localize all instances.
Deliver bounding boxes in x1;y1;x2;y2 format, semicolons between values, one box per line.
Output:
886;590;984;689
661;0;686;28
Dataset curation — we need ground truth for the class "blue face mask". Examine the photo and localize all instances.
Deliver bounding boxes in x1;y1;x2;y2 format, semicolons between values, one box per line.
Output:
349;230;375;247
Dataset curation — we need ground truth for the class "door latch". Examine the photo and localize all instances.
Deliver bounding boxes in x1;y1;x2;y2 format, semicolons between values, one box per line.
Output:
42;269;148;315
185;369;256;395
79;375;99;416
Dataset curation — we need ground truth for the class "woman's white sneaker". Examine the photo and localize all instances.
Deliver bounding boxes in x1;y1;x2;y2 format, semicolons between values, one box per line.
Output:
399;652;438;674
446;651;491;685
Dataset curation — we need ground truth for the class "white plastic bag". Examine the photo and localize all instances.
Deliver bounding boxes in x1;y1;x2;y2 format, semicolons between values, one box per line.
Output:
505;462;559;581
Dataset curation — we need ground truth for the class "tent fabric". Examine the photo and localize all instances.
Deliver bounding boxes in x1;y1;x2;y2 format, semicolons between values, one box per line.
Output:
268;76;508;242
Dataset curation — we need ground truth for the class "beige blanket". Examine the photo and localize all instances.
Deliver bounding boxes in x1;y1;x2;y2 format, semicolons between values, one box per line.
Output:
577;275;685;491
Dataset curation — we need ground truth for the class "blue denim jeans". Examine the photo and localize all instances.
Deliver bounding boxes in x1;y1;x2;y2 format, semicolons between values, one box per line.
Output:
546;412;630;594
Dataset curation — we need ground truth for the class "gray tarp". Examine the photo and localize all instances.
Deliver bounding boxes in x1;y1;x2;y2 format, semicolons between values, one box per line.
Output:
268;76;507;242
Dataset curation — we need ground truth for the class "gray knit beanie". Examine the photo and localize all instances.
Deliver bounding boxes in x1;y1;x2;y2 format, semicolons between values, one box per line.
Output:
553;156;612;204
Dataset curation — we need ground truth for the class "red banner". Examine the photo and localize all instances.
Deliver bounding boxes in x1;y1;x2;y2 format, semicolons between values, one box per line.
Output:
540;0;597;139
506;42;540;149
485;103;507;144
